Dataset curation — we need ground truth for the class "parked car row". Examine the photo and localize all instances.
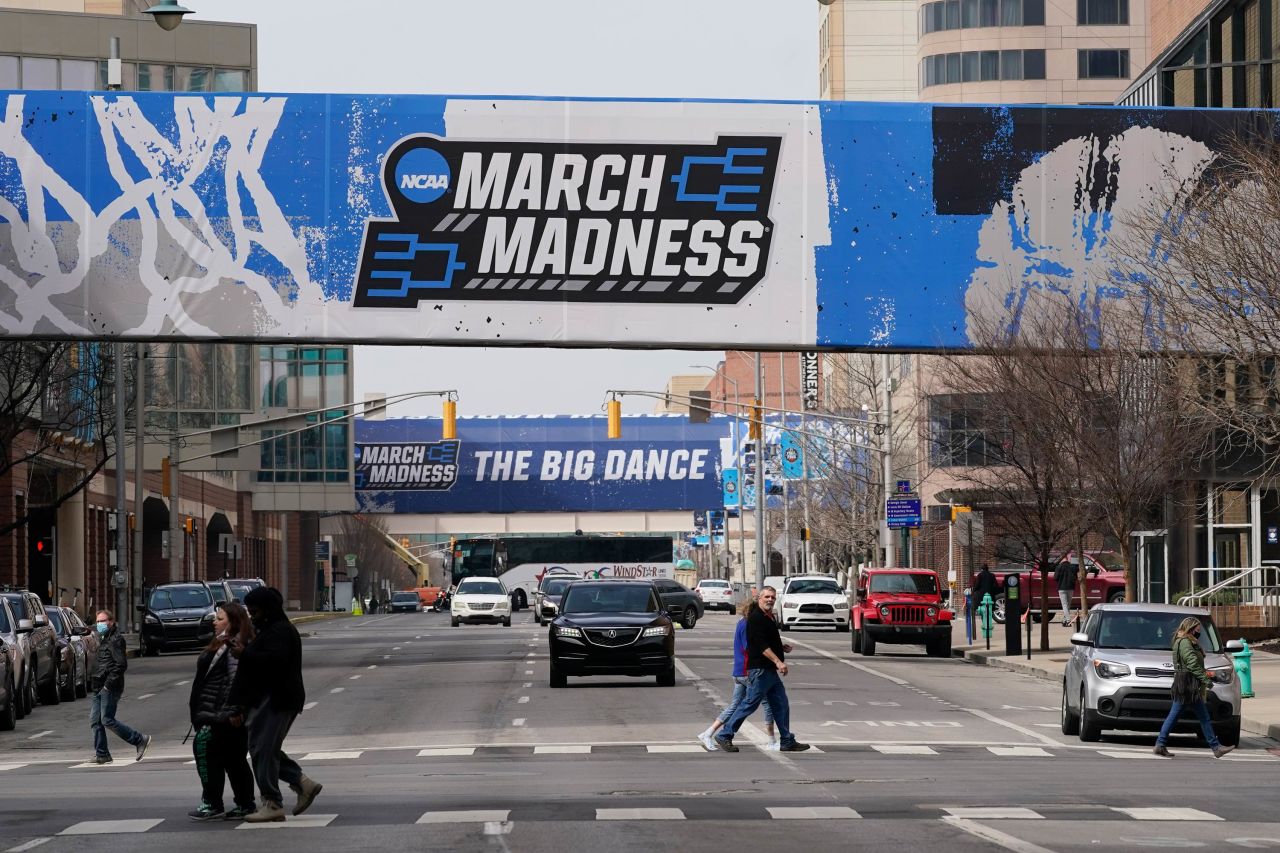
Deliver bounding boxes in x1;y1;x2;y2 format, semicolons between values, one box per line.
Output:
138;577;264;656
0;586;99;733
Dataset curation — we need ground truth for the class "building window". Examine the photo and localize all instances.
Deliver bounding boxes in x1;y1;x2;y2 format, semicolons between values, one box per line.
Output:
0;56;17;89
921;49;1046;86
929;395;1007;467
20;57;56;89
1078;48;1130;78
256;347;351;484
1077;0;1129;24
59;59;96;90
921;0;1043;33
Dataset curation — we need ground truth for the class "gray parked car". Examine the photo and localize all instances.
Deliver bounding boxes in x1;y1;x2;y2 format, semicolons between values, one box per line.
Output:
1061;603;1242;746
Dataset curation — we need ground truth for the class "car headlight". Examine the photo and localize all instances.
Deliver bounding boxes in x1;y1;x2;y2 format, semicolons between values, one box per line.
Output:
454;601;469;609
927;607;938;617
1209;665;1234;684
1092;659;1131;679
145;613;160;624
783;601;799;609
556;626;582;638
879;605;890;618
643;625;671;637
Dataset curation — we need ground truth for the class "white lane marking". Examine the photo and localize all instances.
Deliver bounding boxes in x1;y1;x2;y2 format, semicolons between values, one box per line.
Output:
517;696;529;704
483;821;513;836
59;819;164;835
872;744;936;755
512;718;526;727
597;808;684;821
299;751;362;761
358;614;397;625
349;675;361;680
174;680;189;686
672;657;776;752
236;813;337;829
1098;750;1167;760
534;745;591;754
382;655;391;660
945;807;1043;820
418;748;475;757
69;761;133;769
963;707;1061;747
303;702;319;711
526;652;535;657
767;807;861;820
525;670;534;675
988;746;1052;757
418;810;510;824
1112;807;1223;821
136;693;155;700
367;665;378;669
784;637;909;685
647;744;705;753
416;636;422;639
522;682;532;688
0;763;28;771
943;818;1058;853
26;730;53;740
329;687;345;694
393;647;402;651
6;839;51;852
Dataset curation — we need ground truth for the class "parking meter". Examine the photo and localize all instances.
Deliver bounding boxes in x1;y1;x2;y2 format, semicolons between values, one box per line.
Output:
1003;574;1023;656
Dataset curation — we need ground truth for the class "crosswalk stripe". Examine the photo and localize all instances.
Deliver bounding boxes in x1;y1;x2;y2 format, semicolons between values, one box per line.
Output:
646;744;705;753
0;763;28;771
236;814;337;830
1111;807;1223;821
534;745;591;754
58;820;164;835
417;810;510;824
597;808;685;821
944;807;1043;820
1098;750;1166;760
300;751;362;761
986;747;1051;757
417;747;475;757
766;807;860;820
872;744;937;755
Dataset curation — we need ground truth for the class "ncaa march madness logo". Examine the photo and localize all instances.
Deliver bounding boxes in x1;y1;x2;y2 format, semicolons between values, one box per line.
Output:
355;441;460;491
352;134;781;307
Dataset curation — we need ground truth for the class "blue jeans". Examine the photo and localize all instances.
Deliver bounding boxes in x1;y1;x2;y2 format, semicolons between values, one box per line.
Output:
717;668;793;746
717;675;775;726
89;688;144;758
1155;698;1220;748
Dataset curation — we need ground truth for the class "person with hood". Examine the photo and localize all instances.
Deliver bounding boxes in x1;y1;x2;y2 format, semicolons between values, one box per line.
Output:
88;609;151;764
228;587;322;823
1153;616;1235;758
188;600;257;821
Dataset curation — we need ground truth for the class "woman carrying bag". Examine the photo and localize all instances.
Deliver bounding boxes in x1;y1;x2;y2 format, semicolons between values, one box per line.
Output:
1153;616;1234;758
188;600;258;820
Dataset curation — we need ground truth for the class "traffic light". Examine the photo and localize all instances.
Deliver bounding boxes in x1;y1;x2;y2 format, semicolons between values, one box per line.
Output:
800;527;810;542
442;398;457;440
607;399;622;439
183;516;196;536
161;456;171;497
749;398;762;440
951;505;972;522
400;537;410;548
34;537;52;556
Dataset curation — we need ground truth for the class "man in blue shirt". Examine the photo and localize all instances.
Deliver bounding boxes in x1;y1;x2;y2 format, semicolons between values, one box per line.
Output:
698;601;776;749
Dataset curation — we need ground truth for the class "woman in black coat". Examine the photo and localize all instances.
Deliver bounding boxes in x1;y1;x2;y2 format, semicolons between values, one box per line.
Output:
188;600;257;821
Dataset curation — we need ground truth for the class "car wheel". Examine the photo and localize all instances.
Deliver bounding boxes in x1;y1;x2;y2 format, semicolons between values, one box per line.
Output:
779;621;790;632
503;617;512;627
1060;682;1080;736
852;626;862;653
512;590;527;611
1218;719;1241;747
451;617;460;627
59;660;76;703
534;612;542;625
682;607;698;630
928;637;952;658
860;629;876;657
0;674;15;731
1107;591;1126;604
140;634;159;657
37;661;59;706
22;672;35;716
549;662;567;689
837;623;851;633
656;664;676;687
992;594;1007;625
1078;687;1102;742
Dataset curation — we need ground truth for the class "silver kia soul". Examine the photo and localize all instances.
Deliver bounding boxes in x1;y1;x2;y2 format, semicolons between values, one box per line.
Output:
1061;603;1243;746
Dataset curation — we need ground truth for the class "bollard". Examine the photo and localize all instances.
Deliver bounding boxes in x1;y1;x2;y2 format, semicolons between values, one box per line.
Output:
1234;638;1255;699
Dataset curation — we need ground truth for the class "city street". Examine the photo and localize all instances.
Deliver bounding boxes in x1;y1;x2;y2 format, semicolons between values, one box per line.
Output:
2;613;1278;852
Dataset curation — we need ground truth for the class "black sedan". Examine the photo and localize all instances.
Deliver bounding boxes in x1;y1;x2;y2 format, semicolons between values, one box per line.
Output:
137;583;216;655
389;591;422;613
547;580;675;688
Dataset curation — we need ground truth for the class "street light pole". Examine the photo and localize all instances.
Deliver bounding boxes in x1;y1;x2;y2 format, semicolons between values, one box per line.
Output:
754;352;766;590
880;352;895;568
692;363;746;577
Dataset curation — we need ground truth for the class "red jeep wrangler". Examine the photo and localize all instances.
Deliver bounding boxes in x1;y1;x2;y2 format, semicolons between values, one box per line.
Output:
851;568;953;658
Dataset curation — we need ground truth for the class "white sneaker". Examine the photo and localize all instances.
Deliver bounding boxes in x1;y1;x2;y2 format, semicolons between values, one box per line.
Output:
763;740;781;751
698;731;716;751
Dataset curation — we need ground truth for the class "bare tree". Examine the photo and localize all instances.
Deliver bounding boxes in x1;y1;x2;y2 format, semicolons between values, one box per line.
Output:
334;514;414;605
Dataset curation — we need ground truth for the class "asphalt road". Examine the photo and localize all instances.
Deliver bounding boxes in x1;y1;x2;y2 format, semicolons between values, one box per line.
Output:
2;611;1279;852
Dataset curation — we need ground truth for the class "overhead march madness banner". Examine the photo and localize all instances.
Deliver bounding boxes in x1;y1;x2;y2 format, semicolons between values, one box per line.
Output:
0;93;1265;349
355;415;725;514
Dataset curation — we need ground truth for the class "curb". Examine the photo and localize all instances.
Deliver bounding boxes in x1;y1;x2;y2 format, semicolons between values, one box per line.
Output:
291;612;352;626
957;646;1065;685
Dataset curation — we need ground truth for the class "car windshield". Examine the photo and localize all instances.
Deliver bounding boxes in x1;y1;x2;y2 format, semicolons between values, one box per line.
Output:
1097;612;1222;652
542;578;572;596
699;581;729;588
868;574;938;595
787;579;841;595
43;607;66;636
0;604;9;632
459;581;504;597
150;587;213;610
562;585;657;613
227;582;258;602
0;593;26;618
207;585;229;603
391;593;418;603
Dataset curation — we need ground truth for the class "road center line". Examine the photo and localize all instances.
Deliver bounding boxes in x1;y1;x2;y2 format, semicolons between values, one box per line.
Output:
522;682;532;688
6;838;52;853
303;702;319;710
517;696;529;704
512;718;526;727
349;675;362;680
784;638;908;686
942;817;1057;853
963;707;1060;747
136;694;155;700
368;665;377;669
26;730;53;740
330;687;345;694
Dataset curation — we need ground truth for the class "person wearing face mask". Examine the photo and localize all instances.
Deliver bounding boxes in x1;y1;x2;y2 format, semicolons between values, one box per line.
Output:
187;601;258;821
1153;616;1235;758
88;610;151;765
227;587;320;823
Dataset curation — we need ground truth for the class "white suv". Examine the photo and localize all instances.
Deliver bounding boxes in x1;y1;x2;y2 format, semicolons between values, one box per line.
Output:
451;577;513;627
694;579;736;613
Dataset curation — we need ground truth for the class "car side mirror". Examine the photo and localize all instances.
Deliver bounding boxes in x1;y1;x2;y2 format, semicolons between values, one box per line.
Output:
33;614;47;627
16;619;33;634
73;626;90;636
1070;632;1092;647
135;604;147;613
1225;640;1245;653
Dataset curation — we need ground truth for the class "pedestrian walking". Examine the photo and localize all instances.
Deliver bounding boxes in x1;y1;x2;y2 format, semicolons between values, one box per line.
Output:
713;586;809;753
88;609;152;765
187;600;257;821
972;563;999;603
1053;559;1079;626
1153;617;1235;758
228;587;322;823
698;599;776;751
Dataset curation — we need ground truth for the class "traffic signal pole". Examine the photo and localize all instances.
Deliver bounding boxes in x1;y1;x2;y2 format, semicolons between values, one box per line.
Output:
754;352;766;591
881;352;895;568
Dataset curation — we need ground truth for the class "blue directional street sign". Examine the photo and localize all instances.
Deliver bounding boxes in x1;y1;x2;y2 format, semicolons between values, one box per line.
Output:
886;496;922;529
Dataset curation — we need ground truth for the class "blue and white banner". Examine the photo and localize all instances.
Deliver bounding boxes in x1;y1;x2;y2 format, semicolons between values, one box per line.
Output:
0;93;1252;350
722;468;740;509
356;415;724;514
779;431;805;480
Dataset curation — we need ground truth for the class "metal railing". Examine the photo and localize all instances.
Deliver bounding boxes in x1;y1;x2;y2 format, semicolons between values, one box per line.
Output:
1178;566;1280;628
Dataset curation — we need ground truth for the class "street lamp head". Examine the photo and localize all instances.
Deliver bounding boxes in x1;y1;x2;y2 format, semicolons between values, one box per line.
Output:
144;0;193;31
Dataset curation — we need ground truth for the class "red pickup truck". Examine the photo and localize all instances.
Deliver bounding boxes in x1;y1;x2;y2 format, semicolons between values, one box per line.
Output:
987;554;1125;623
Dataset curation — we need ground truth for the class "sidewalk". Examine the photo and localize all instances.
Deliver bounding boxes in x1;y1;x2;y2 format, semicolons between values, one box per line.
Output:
121;610;350;657
955;615;1280;740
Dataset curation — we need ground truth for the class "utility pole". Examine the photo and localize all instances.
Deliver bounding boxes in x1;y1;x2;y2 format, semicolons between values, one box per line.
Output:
169;432;181;582
113;341;128;629
754;352;766;590
133;344;145;626
880;353;895;568
779;352;791;574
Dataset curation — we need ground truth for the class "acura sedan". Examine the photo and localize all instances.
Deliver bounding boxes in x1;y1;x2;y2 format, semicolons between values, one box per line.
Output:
548;580;675;687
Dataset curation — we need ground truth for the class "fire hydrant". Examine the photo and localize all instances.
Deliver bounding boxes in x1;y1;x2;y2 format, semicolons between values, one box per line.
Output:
978;593;994;640
1233;638;1255;699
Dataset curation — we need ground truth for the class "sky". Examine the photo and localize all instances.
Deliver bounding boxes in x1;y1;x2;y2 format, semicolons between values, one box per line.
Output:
213;0;821;417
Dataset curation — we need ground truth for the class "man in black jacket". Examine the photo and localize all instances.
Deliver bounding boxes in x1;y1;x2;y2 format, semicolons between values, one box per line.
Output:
713;587;810;753
88;610;151;764
228;587;321;823
1054;559;1080;626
